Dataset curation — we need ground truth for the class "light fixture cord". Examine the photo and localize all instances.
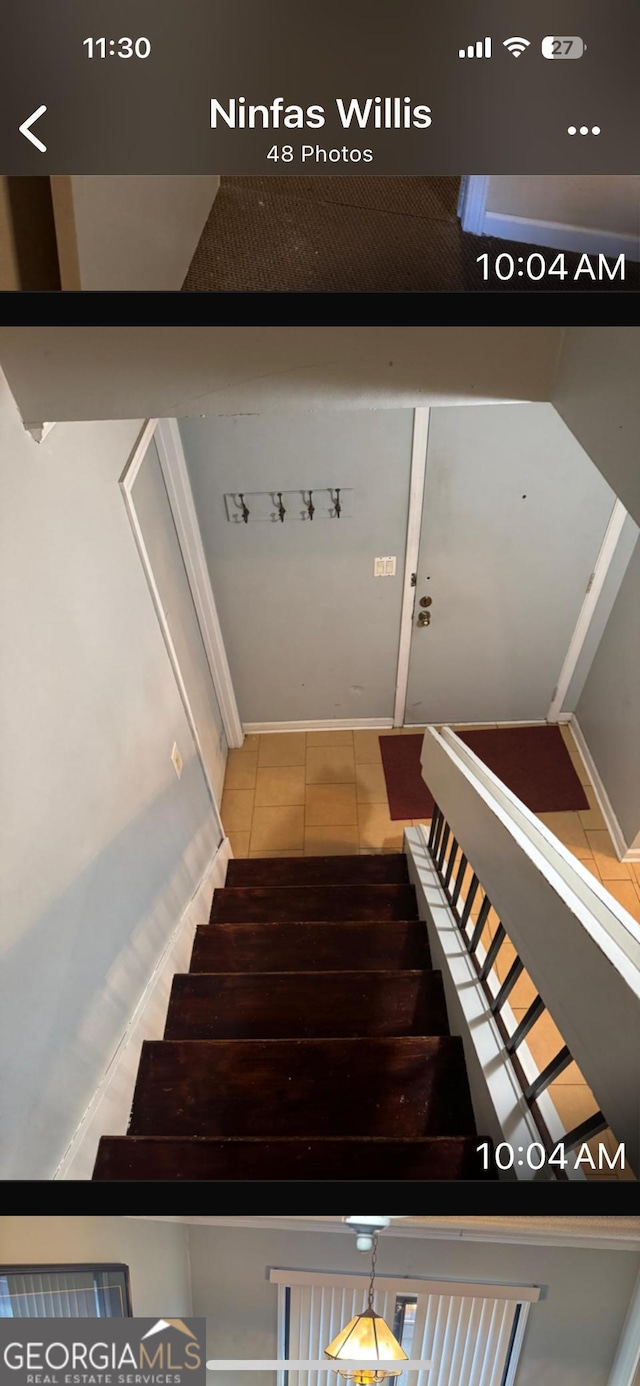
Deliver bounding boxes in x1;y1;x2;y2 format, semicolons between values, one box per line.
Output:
367;1233;378;1309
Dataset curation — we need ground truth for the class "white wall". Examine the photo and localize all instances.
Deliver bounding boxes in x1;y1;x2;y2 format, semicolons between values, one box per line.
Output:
52;177;219;290
552;328;640;528
483;176;640;257
486;177;640;237
0;327;562;426
576;540;640;850
0;1217;192;1317
0;370;221;1179
186;1222;640;1386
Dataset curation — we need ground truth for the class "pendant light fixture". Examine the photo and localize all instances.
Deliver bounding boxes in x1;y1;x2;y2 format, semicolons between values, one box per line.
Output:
324;1233;408;1386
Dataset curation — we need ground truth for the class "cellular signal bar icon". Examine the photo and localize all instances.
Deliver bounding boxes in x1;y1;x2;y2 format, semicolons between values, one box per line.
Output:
459;37;492;58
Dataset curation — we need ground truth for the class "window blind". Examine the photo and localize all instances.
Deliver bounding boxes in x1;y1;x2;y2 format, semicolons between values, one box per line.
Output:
279;1277;530;1386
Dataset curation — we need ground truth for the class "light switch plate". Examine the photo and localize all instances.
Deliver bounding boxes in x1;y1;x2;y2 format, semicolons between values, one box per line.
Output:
374;556;397;577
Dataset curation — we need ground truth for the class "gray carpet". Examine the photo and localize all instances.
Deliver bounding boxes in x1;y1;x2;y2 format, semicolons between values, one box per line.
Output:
183;176;638;292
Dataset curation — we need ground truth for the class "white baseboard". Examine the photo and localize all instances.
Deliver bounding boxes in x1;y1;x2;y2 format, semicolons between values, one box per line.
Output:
243;718;394;733
569;716;634;861
481;212;639;263
53;836;232;1180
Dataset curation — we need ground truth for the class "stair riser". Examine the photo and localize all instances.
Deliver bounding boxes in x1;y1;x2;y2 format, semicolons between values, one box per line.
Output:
128;1037;475;1138
226;854;409;888
164;971;448;1040
210;884;419;923
93;1136;493;1181
190;921;430;973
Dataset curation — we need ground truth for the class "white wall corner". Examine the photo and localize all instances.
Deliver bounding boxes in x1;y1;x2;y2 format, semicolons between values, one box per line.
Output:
53;835;231;1180
24;421;56;444
607;1270;640;1386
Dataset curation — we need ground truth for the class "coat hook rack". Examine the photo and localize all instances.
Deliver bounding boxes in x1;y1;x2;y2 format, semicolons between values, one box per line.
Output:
224;488;353;523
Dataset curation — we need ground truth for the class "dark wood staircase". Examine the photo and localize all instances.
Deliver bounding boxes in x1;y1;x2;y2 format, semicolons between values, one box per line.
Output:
93;853;492;1179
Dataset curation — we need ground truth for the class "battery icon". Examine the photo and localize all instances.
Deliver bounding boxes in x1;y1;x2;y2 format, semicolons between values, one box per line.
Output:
542;36;587;58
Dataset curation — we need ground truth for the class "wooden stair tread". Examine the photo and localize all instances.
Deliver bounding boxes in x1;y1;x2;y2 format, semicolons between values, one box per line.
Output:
210;883;419;923
93;1135;493;1180
226;854;409;887
164;970;448;1040
190;920;430;972
127;1036;475;1138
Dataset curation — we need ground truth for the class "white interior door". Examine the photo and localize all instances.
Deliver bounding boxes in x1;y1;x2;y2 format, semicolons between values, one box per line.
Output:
132;434;228;801
403;403;617;725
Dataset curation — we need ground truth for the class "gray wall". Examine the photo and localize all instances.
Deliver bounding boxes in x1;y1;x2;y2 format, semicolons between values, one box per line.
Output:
576;539;640;848
0;370;220;1179
552;328;640;527
186;1222;639;1386
181;410;414;722
0;327;561;425
0;1217;192;1317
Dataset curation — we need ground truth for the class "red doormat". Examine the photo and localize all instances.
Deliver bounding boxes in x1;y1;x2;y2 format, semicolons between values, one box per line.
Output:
379;725;589;820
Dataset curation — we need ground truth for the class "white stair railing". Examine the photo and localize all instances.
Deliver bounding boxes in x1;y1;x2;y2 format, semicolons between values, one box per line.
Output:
404;725;640;1180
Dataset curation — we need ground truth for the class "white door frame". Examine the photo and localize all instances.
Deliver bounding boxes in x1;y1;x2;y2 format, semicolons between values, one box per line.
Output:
154;418;244;748
547;497;629;720
119;419;225;833
458;175;490;234
394;407;430;725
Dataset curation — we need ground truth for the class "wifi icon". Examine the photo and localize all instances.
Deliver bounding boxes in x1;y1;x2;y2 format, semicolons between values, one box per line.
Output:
503;36;531;56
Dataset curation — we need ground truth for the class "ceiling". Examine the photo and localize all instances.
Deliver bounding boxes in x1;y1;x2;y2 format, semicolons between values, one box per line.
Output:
131;1216;640;1251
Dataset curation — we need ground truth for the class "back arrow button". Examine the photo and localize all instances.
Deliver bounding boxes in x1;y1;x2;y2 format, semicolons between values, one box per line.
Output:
19;105;48;152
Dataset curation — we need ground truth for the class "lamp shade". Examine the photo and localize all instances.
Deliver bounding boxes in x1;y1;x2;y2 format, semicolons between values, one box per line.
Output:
324;1309;408;1384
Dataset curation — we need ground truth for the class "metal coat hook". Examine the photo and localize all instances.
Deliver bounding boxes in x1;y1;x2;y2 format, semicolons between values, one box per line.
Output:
305;490;315;521
330;488;342;519
275;492;286;523
237;493;250;524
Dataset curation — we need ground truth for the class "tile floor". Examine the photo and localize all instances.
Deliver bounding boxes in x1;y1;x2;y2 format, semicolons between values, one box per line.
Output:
220;721;638;1179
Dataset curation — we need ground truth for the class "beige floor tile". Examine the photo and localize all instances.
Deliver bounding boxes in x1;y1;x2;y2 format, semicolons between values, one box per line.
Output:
304;825;360;855
628;862;640;889
601;878;640;920
358;804;412;851
580;855;601;880
506;966;538;1011
228;830;251;858
249;848;303;858
412;818;432;828
577;784;608;832
559;725;591;786
306;729;354;746
224;749;259;791
538;811;591;857
306;745;356;783
250;805;305;851
258;732;307;767
585;830;631;880
353;729;384;763
355;762;389;804
254;765;306;807
221;789;254;832
305;783;358;826
238;733;261;752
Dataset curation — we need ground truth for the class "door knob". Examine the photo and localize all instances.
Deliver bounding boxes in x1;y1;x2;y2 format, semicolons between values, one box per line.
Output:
417;610;431;626
419;596;433;608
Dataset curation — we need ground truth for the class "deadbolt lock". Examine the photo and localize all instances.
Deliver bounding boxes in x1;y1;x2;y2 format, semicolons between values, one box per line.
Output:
417;610;431;626
419;596;433;608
